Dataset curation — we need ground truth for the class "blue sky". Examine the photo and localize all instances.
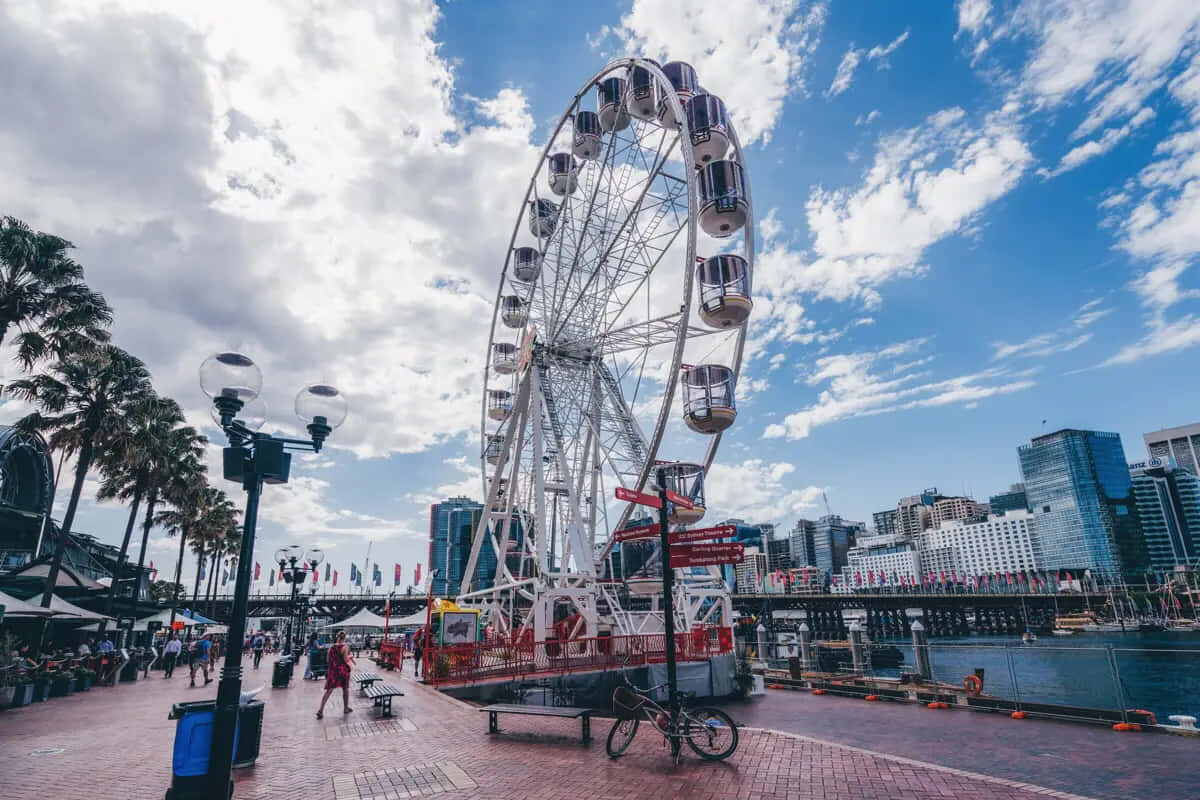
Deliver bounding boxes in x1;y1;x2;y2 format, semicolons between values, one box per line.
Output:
2;0;1199;595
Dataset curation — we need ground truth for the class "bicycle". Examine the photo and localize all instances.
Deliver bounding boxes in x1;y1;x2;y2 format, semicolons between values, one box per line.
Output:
605;669;738;763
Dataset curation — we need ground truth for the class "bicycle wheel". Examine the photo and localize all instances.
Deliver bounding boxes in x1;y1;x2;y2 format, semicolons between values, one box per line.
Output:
684;707;738;760
606;717;639;758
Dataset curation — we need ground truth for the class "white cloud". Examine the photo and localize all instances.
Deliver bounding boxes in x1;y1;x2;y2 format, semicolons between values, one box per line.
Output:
867;30;910;65
826;45;863;98
826;29;909;98
0;0;541;462
756;106;1032;308
991;300;1110;359
1039;106;1155;177
604;0;828;144
956;0;992;37
855;109;881;126
763;339;1035;440
1101;315;1200;365
704;459;824;524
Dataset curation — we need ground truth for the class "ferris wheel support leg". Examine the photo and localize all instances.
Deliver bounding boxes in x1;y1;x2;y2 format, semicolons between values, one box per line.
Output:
530;368;549;576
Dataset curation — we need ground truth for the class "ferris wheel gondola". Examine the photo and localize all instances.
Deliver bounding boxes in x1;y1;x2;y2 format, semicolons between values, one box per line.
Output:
465;58;754;642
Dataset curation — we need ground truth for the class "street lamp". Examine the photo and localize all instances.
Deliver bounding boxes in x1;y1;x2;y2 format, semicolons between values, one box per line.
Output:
197;352;347;799
275;545;323;655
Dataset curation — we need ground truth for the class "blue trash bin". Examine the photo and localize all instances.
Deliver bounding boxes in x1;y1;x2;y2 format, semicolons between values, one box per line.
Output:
165;700;240;800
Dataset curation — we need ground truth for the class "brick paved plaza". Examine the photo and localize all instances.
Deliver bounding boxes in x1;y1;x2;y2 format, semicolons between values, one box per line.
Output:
0;655;1115;799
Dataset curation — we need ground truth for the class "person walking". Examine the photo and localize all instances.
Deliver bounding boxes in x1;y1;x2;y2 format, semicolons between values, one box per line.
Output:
412;627;425;676
163;634;182;678
190;635;213;687
252;632;265;669
316;631;354;719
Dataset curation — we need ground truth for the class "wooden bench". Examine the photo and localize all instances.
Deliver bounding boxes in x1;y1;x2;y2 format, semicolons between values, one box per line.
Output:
480;703;593;743
362;683;404;717
351;671;381;694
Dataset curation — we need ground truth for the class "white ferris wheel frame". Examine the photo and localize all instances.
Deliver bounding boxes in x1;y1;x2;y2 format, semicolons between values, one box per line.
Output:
461;58;754;642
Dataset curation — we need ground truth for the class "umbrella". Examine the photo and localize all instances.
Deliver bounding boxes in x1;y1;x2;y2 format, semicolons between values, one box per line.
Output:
24;593;115;623
0;589;59;618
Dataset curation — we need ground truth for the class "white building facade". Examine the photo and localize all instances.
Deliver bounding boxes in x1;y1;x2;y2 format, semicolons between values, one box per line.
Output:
841;533;922;589
920;510;1041;577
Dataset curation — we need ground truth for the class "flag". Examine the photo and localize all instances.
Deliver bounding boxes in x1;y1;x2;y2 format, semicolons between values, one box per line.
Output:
868;570;875;585
855;571;862;585
312;566;318;584
199;562;206;581
414;564;421;586
356;567;362;587
222;570;228;585
350;563;357;583
325;563;331;581
254;562;260;581
1006;572;1013;584
333;569;338;586
374;565;382;587
269;569;275;587
394;563;402;585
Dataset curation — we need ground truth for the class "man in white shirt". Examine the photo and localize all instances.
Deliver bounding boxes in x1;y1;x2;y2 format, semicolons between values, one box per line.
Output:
77;639;93;657
163;633;183;678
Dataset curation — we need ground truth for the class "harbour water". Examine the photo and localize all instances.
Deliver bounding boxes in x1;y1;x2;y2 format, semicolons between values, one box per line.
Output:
875;632;1200;722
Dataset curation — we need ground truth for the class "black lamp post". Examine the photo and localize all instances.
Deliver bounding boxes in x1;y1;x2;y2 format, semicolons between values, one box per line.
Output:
198;352;347;799
275;544;323;655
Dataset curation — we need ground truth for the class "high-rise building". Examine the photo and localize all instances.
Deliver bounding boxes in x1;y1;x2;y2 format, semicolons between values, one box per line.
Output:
896;488;943;537
989;483;1028;515
812;515;863;576
922;511;1041;578
930;497;990;528
789;518;816;566
428;496;483;595
734;547;768;594
1018;429;1147;577
1129;458;1200;570
872;509;898;538
1145;423;1200;475
843;533;921;588
766;536;792;572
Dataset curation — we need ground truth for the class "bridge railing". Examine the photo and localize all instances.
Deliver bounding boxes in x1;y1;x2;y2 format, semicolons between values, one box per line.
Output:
422;625;733;687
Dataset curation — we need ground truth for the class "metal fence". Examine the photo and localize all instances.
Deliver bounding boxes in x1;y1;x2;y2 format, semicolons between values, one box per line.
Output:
747;632;1200;727
423;625;733;686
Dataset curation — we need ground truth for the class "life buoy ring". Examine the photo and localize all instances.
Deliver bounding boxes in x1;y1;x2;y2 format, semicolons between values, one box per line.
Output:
1128;709;1157;725
963;674;983;696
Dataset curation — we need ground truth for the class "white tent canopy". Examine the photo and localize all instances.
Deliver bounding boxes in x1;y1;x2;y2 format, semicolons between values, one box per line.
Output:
0;589;59;618
391;606;431;627
321;607;389;630
27;593;115;623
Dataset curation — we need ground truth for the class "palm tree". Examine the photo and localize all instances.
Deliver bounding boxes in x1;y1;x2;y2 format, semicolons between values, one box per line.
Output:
129;421;206;603
95;395;187;620
157;485;237;628
0;216;112;368
8;345;152;607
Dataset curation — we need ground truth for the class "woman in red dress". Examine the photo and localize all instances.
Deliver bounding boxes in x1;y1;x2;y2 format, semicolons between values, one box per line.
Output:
316;631;354;719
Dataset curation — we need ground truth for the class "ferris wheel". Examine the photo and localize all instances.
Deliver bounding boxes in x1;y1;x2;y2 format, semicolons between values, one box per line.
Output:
460;58;754;640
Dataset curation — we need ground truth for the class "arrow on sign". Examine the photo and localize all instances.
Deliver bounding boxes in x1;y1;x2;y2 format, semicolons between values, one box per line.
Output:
613;523;660;543
615;486;662;508
664;489;694;509
669;525;736;544
669;542;744;568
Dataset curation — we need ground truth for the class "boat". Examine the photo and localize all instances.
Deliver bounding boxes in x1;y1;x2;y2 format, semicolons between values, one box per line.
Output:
1051;628;1076;636
1022;630;1037;643
1082;621;1126;632
1055;612;1098;632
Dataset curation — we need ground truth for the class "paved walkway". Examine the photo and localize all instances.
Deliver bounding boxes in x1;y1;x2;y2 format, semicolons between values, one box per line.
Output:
726;686;1196;799
1;655;1106;799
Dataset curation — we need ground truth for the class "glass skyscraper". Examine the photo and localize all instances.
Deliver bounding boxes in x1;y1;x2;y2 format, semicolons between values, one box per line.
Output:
811;515;861;577
1129;458;1200;570
1018;429;1147;577
428;496;483;596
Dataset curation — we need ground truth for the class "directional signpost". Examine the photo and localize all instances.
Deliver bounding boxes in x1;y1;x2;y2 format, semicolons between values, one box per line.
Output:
615;477;723;759
669;542;745;568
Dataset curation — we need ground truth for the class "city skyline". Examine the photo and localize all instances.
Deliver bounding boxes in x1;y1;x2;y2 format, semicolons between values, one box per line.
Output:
4;1;1200;594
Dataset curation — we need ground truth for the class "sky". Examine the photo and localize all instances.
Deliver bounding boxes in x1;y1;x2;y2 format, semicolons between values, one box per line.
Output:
2;0;1200;596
